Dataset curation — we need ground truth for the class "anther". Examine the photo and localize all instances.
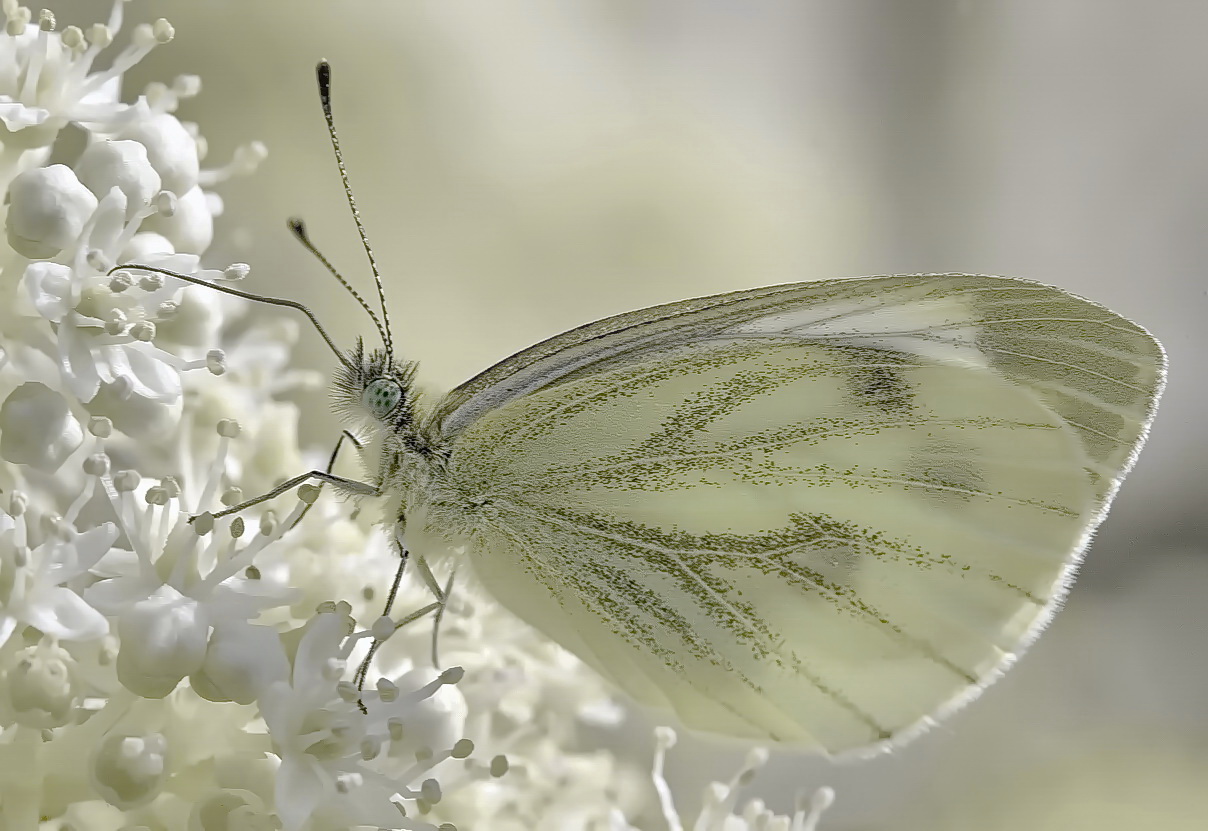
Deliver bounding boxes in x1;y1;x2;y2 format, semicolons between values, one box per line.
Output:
138;273;165;291
113;471;141;493
82;453;110;477
191;512;214;535
129;320;156;342
108;271;134;293
205;349;227;376
222;262;250;281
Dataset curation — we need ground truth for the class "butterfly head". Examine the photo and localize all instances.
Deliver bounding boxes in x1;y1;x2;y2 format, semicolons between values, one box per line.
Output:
332;338;417;433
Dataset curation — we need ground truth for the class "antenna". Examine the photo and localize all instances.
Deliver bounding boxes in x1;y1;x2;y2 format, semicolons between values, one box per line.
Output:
287;217;389;348
315;60;394;356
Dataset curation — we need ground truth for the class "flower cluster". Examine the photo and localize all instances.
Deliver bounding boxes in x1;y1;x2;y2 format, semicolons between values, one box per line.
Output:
0;3;832;829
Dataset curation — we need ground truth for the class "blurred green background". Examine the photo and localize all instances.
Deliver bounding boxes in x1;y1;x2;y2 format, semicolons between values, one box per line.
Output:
61;1;1208;827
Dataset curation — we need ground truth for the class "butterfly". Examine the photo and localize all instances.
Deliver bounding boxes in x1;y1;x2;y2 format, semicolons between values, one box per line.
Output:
142;62;1165;756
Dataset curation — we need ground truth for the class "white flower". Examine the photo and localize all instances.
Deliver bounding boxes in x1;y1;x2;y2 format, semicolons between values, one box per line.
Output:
259;608;407;831
17;197;183;385
0;0;169;150
0;499;115;648
0;381;84;471
83;463;300;698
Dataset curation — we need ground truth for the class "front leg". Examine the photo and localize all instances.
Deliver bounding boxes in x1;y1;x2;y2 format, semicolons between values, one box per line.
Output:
190;468;379;523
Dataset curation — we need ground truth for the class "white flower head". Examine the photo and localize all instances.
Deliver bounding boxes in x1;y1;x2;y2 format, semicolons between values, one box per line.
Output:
0;497;115;649
0;3;827;829
259;605;471;831
0;0;169;150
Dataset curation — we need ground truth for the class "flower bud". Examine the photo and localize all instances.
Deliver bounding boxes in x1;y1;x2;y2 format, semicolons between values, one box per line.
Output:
121;231;175;262
3;639;79;728
6;165;98;258
191;621;290;705
144;184;213;253
92;730;169;809
0;382;84;472
187;790;274;831
116;585;209;698
76;139;163;214
118;113;199;196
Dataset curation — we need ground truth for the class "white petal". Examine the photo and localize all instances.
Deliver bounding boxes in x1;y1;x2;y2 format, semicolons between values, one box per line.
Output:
102;343;181;403
291;613;346;689
24;586;110;641
46;523;118;583
0;615;18;649
57;315;101;401
274;756;327;831
22;261;74;322
84;571;161;615
0;100;49;130
83;187;129;256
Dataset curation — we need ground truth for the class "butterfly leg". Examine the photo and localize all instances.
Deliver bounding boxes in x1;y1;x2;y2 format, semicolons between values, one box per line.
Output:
190;459;378;523
352;545;458;691
426;564;457;669
288;430;363;530
354;534;411;690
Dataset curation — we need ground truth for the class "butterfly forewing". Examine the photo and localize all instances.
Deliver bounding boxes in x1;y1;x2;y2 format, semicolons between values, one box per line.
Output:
436;274;1163;509
430;274;1164;753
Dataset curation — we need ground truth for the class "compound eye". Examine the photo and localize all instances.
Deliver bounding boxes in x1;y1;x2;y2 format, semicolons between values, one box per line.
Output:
362;378;403;419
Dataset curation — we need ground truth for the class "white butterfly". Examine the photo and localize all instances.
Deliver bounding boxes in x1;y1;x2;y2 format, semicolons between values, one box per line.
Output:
151;63;1166;756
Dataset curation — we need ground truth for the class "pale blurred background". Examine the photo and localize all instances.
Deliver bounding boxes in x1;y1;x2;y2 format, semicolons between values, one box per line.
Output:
68;0;1208;827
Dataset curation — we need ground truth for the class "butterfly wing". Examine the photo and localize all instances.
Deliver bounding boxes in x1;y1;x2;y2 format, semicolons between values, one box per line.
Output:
433;274;1164;753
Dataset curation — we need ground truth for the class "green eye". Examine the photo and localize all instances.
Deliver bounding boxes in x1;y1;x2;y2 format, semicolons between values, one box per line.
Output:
362;378;403;419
